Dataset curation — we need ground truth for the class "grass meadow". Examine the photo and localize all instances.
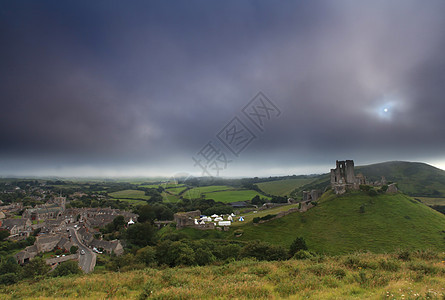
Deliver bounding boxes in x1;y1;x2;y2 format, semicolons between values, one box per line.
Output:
257;178;315;197
108;189;151;200
2;252;444;299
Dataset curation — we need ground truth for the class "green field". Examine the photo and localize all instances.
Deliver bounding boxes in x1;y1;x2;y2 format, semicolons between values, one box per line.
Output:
2;252;444;299
182;186;269;203
204;190;269;203
233;191;445;254
257;178;315;196
187;185;233;195
164;185;187;194
108;189;151;200
138;184;161;189
416;197;445;206
231;204;300;227
161;191;181;203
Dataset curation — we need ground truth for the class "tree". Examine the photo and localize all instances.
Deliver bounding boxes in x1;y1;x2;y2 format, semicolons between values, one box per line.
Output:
135;205;156;223
52;260;82;277
112;215;126;230
136;246;156;266
23;257;50;278
0;256;22;276
289;236;308;256
125;222;157;247
70;245;79;254
240;241;287;261
0;230;9;241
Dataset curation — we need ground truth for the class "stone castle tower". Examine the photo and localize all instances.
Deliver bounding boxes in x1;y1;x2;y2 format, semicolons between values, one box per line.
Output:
330;160;355;185
330;160;361;194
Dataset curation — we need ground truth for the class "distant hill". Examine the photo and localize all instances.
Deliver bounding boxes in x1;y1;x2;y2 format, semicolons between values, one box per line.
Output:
357;161;445;197
294;161;445;197
235;190;445;254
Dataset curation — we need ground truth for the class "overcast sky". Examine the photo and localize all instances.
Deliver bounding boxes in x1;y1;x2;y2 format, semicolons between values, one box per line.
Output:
1;0;445;178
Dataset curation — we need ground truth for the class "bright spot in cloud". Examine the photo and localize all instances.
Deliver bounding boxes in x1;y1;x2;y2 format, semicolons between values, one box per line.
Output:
365;93;405;122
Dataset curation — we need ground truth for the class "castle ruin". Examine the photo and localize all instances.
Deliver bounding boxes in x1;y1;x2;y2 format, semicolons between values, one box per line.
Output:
330;160;396;194
330;160;365;194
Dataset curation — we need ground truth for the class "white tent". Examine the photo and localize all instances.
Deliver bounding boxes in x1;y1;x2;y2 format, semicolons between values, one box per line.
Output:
230;213;236;217
211;214;219;218
214;217;223;221
127;218;135;225
194;219;199;225
227;215;233;221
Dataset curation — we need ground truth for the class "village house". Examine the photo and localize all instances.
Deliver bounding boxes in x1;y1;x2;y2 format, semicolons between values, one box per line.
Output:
90;239;124;255
15;244;38;264
0;218;32;236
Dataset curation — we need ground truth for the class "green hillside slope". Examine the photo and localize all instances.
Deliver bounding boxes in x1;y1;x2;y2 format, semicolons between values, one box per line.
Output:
235;190;445;254
357;161;445;197
256;178;315;196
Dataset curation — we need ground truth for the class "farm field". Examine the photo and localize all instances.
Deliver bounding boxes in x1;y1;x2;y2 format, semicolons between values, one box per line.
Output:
257;178;315;196
138;184;161;189
164;185;187;194
161;192;181;203
204;190;270;203
108;189;151;200
187;185;233;195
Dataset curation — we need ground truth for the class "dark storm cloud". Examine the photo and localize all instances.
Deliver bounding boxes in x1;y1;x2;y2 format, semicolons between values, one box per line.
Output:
1;0;445;176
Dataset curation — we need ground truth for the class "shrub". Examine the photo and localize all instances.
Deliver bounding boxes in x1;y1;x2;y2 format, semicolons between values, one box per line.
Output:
293;250;313;260
52;260;82;277
408;261;438;275
378;259;400;272
253;214;276;223
0;273;19;285
343;254;377;270
138;279;156;300
397;249;411;261
194;248;215;266
70;245;78;254
360;185;371;192
413;249;438;261
307;263;328;276
22;257;51;278
240;241;287;261
216;243;241;260
332;268;347;279
367;189;378;196
289;236;308;256
136;246;156;266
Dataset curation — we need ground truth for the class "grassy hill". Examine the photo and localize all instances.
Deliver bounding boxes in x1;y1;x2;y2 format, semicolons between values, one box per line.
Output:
233;190;445;254
357;161;445;197
2;252;444;299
